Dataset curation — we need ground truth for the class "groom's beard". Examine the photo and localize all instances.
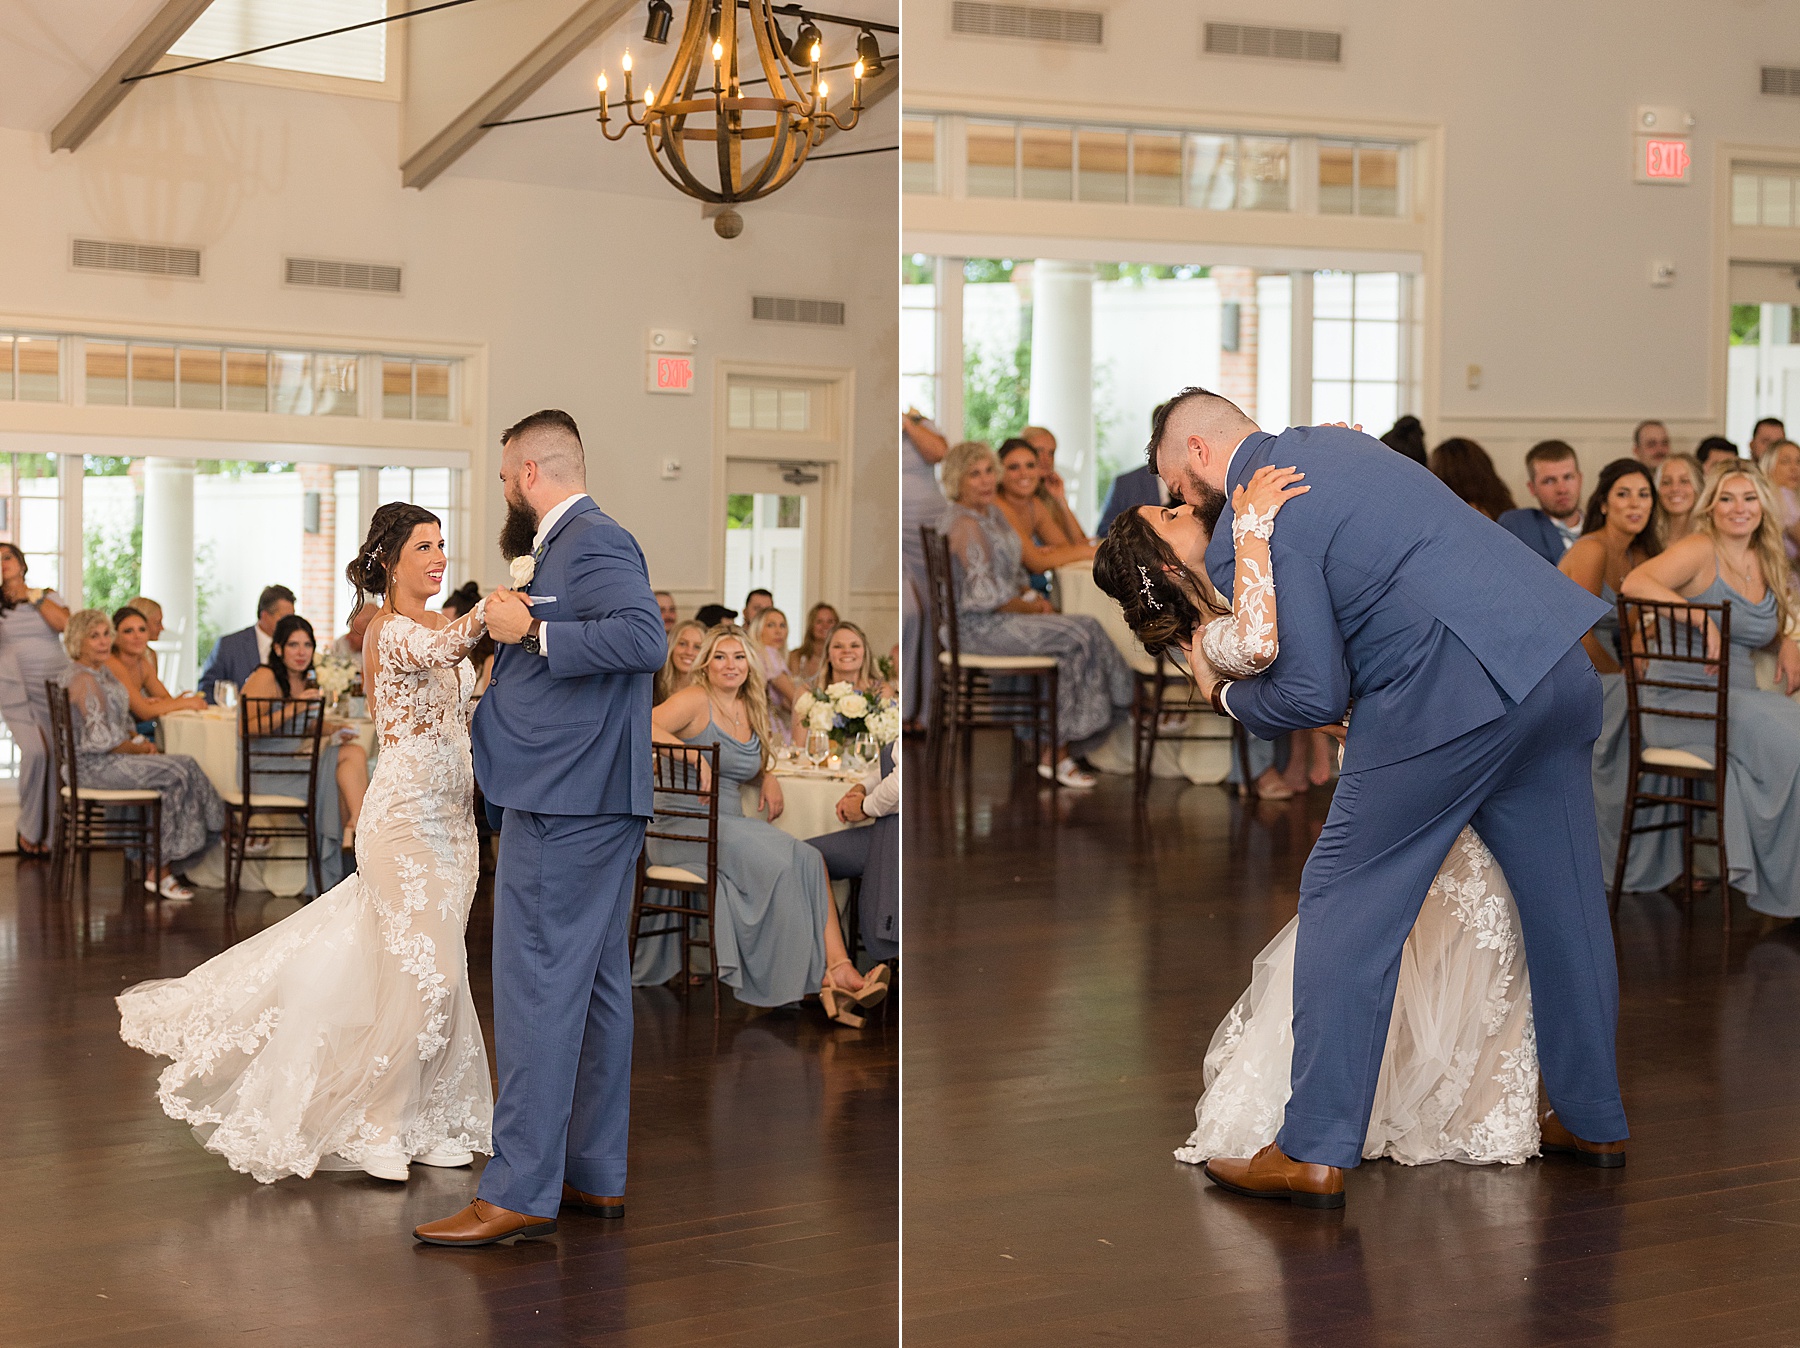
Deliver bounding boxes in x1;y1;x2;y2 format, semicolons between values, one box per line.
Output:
499;498;539;561
1187;476;1229;536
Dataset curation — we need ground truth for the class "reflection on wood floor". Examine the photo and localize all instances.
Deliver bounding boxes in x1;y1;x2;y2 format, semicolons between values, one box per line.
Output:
902;738;1800;1347
2;856;895;1348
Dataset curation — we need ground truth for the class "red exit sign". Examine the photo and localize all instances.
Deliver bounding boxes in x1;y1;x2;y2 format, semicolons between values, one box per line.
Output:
646;353;694;394
1635;136;1691;184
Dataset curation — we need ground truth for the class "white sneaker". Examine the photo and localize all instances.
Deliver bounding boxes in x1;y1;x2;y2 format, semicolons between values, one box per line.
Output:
361;1154;409;1182
414;1141;474;1168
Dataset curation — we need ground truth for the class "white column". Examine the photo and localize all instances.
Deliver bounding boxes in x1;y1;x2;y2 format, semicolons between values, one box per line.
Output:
1027;259;1097;529
140;457;197;690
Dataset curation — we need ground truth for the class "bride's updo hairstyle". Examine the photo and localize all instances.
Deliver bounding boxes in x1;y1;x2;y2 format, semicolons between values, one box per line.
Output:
1093;509;1226;659
347;501;442;622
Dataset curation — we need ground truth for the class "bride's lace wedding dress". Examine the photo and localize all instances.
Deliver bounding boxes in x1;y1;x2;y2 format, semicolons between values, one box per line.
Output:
118;608;494;1183
1175;510;1540;1168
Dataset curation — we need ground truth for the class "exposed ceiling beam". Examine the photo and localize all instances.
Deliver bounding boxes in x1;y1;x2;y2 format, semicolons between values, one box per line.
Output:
817;53;895;150
49;0;216;153
401;0;636;190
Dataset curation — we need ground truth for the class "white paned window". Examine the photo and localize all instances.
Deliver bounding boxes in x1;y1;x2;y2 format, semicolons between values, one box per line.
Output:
903;115;941;196
1311;271;1404;432
0;335;63;403
901;257;939;418
1732;165;1800;228
171;0;388;82
727;382;813;432
1319;141;1403;217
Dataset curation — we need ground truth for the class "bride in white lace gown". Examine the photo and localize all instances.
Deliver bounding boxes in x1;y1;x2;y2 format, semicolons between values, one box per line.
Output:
1099;467;1540;1168
118;506;495;1184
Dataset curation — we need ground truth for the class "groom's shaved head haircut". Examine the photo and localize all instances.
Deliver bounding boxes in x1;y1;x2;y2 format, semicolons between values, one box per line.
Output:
1146;387;1255;477
502;408;586;485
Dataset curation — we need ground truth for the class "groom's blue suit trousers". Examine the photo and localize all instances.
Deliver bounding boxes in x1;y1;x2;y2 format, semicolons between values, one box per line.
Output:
477;808;645;1217
1277;641;1629;1169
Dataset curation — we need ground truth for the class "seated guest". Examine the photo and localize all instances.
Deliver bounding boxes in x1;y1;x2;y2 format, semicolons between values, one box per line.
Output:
1750;416;1787;466
125;595;165;641
1763;440;1800;565
1619;462;1800;917
107;605;205;732
996;438;1099;595
0;544;70;859
331;602;376;661
1499;440;1585;564
198;584;294;702
240;614;369;878
742;588;774;626
1380;415;1428;466
1100;403;1175;537
59;609;224;900
792;620;894;740
1428;437;1516;521
654;590;679;638
694;602;737;628
942;439;1133;788
1656;453;1704;546
1631;419;1671;467
1696;435;1740;474
1021;424;1088;545
638;626;889;1023
655;618;706;705
787;602;840;684
807;750;899;966
1560;461;1664;893
748;608;803;745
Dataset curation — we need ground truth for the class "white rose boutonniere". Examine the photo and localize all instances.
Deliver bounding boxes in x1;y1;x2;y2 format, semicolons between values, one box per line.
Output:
509;554;536;587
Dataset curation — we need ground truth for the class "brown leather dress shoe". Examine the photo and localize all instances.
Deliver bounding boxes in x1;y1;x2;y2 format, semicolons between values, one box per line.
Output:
413;1198;557;1246
1539;1108;1627;1168
561;1183;625;1218
1204;1142;1345;1209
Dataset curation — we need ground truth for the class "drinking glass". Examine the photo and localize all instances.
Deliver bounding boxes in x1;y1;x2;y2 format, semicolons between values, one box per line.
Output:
806;728;830;770
852;733;877;770
216;681;238;710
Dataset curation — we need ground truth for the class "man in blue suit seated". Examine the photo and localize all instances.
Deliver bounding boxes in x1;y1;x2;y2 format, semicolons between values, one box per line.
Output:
1147;389;1627;1208
414;409;667;1247
196;584;294;702
1497;439;1584;566
1096;464;1167;535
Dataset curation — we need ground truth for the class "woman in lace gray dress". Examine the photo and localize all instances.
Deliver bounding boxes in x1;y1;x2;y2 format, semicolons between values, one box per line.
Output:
1621;462;1800;918
940;440;1133;788
1096;469;1542;1167
0;544;71;857
59;608;224;899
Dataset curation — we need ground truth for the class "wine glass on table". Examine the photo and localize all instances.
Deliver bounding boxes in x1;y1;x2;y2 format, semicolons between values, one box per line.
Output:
851;733;877;773
805;728;830;771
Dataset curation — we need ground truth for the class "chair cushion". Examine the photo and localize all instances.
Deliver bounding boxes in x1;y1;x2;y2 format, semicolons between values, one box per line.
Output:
218;789;309;807
939;651;1058;671
645;864;706;885
1642;747;1714;771
62;786;160;802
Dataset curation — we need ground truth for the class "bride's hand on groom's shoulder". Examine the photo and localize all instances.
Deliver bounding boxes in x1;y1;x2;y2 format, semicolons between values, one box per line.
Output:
1233;465;1310;520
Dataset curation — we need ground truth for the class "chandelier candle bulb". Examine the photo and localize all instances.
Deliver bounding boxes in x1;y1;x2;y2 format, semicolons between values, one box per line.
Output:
712;39;722;63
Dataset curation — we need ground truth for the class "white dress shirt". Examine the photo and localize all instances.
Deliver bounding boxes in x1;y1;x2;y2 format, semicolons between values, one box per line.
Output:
255;624;274;665
523;492;590;657
860;761;899;819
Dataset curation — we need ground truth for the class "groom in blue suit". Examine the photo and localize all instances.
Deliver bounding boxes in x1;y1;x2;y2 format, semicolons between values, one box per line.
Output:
415;410;666;1246
1150;389;1628;1209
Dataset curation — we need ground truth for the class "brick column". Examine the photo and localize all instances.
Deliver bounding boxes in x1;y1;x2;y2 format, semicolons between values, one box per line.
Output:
298;463;339;637
1214;265;1260;422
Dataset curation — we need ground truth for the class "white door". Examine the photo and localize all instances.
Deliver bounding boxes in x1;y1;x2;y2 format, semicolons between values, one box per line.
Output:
723;457;826;626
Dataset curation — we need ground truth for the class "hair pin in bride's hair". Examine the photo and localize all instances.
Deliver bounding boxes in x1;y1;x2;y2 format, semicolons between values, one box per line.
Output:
1138;565;1163;610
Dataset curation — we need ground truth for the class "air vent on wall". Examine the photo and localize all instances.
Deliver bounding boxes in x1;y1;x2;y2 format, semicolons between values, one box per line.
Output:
752;295;846;326
284;256;403;295
950;2;1104;47
1763;67;1800;98
71;238;201;278
1204;22;1342;65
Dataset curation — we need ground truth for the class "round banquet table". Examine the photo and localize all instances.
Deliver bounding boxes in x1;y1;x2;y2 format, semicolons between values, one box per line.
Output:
1054;560;1237;784
159;709;377;897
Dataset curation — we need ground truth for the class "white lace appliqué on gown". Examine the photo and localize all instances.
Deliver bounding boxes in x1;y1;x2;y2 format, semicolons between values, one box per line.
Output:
117;608;494;1183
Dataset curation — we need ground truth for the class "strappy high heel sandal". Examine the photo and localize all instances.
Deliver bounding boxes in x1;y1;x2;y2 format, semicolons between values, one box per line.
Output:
819;963;868;1028
849;962;891;1009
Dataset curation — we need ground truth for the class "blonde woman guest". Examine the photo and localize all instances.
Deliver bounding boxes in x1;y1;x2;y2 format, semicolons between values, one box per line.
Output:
638;626;889;1024
108;606;205;729
655;619;706;705
0;544;71;857
787;602;839;684
1655;453;1704;547
747;607;803;745
792;621;892;741
942;439;1133;788
125;596;165;641
58;609;224;899
1620;463;1800;917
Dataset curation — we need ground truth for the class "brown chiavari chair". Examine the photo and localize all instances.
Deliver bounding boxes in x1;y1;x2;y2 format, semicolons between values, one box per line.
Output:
1128;649;1254;797
629;742;723;1017
1613;596;1731;927
45;680;161;902
920;526;1059;785
223;696;326;915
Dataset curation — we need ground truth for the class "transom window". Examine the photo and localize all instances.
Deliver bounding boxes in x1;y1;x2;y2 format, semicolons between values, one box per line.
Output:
170;0;388;83
0;335;63;402
1733;164;1800;229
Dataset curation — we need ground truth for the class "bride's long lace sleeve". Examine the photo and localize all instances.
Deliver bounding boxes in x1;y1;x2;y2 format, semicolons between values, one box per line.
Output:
1199;506;1279;679
380;601;488;674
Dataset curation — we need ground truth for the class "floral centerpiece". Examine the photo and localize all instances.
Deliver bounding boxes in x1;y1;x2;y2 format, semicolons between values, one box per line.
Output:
313;653;357;709
794;681;900;751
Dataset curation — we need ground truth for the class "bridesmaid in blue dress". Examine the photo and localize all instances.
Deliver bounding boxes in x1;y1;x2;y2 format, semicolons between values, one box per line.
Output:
0;543;72;857
636;625;889;1025
1559;460;1679;892
1620;462;1800;918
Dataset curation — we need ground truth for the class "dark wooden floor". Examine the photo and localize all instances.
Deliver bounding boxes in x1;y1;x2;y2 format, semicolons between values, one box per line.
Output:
0;855;896;1348
902;738;1800;1347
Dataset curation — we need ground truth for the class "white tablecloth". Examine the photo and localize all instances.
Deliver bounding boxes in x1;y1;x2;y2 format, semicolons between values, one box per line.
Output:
160;710;376;897
743;768;869;842
1055;560;1236;784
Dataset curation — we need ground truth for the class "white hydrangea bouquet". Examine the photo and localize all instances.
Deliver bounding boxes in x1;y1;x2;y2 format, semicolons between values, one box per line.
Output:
793;681;900;749
313;652;357;707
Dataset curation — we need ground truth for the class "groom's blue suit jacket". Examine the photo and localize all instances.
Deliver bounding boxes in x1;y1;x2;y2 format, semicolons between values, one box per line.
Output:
473;497;666;817
1206;426;1608;772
